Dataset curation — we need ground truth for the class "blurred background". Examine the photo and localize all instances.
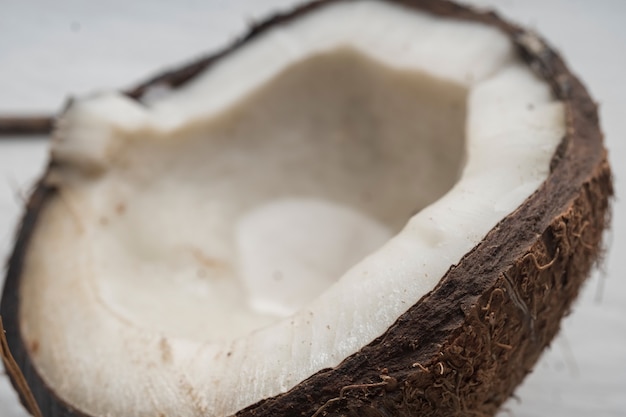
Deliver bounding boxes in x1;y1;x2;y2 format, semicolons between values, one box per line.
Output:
1;0;624;416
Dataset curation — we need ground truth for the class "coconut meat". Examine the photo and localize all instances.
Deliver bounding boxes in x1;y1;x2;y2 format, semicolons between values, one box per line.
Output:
19;1;564;416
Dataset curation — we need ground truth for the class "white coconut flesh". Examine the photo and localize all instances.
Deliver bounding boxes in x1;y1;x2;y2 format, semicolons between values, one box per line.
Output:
18;1;564;416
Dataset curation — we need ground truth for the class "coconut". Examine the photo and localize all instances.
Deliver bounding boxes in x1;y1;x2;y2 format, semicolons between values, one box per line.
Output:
0;0;612;417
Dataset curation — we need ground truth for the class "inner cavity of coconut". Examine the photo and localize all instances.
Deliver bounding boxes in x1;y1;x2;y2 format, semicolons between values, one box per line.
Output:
20;1;564;416
66;49;468;340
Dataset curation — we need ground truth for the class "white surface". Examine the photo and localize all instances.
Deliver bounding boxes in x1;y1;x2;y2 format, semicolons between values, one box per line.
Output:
0;1;624;416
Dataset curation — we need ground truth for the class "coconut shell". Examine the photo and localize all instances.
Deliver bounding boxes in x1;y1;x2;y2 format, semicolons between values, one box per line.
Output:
0;0;613;416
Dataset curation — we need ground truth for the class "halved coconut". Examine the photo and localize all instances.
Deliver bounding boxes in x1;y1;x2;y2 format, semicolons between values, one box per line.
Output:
0;1;612;416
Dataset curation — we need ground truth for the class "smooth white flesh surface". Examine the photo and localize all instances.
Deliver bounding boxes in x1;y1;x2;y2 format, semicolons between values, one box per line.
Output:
19;1;564;416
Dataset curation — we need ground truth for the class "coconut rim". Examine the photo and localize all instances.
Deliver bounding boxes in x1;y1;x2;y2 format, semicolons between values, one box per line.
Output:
0;0;611;416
